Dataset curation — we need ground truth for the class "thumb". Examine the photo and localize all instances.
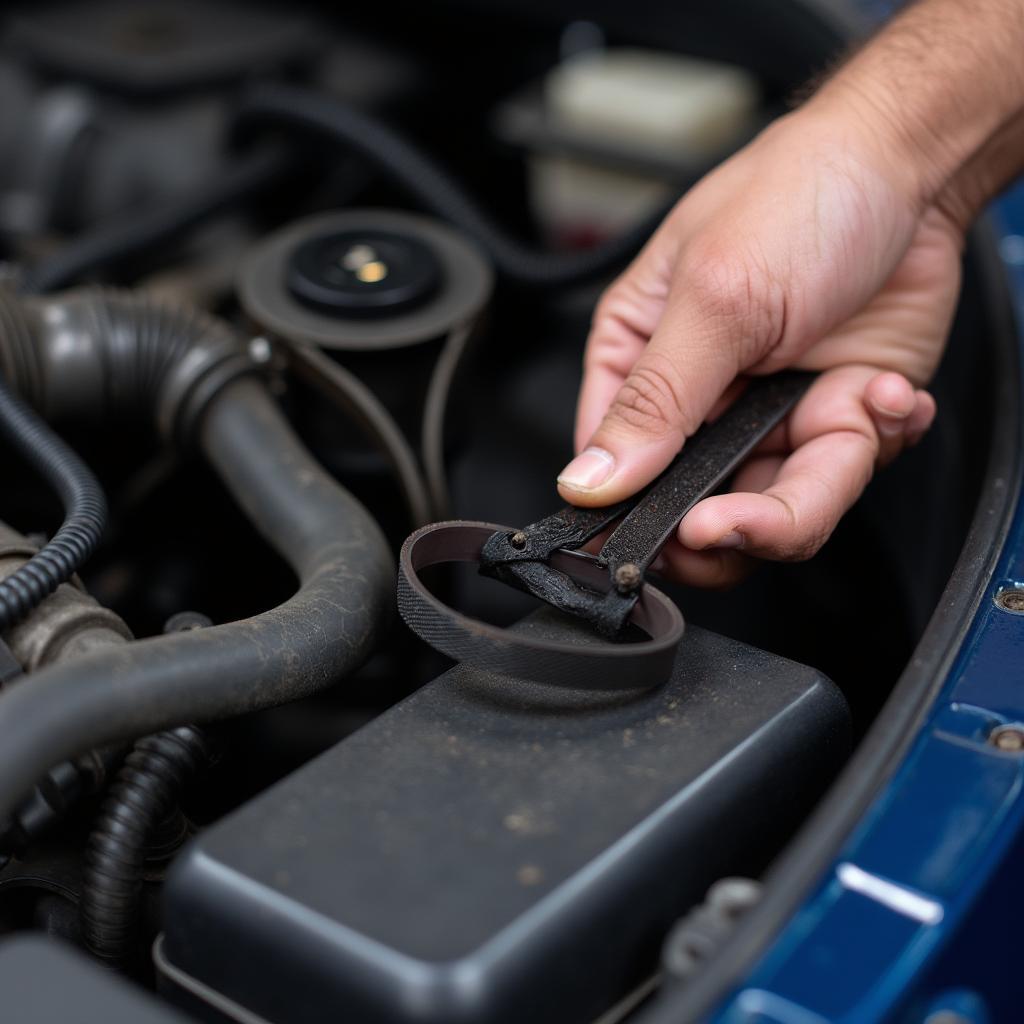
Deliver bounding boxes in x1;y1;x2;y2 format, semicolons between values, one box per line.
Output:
558;262;770;506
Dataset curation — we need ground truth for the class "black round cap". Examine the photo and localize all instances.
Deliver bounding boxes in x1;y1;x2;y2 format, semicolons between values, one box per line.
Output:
286;229;443;318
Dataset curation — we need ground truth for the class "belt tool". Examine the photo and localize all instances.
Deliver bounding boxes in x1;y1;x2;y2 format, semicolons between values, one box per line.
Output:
399;371;814;691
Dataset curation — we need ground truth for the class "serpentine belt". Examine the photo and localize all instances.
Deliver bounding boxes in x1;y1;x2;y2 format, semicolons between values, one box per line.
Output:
399;370;815;691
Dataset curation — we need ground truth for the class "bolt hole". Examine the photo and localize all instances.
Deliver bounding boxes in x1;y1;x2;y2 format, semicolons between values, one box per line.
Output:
995;586;1024;613
989;724;1024;752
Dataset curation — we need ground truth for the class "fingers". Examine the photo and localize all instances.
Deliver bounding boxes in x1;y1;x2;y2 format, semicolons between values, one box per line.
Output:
675;366;935;565
651;544;755;589
863;371;936;466
573;226;681;454
561;248;782;506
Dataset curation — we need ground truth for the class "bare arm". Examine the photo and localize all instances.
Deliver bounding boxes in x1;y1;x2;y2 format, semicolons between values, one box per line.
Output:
557;0;1024;586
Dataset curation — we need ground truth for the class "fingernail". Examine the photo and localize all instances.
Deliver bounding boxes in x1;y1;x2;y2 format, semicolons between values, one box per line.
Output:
708;530;743;550
877;421;903;438
557;447;615;491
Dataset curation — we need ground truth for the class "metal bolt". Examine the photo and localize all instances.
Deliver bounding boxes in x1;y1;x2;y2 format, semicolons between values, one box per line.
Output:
989;724;1024;752
614;563;642;594
164;611;213;634
248;336;272;365
509;531;528;550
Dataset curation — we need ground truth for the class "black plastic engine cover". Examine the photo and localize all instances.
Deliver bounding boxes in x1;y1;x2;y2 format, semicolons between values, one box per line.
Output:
0;935;189;1023
159;612;850;1024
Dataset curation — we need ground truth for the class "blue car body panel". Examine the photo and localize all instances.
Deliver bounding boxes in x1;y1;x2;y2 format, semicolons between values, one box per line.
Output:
710;182;1024;1023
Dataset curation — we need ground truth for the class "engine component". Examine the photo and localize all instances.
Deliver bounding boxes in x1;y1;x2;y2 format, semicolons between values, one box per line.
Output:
0;285;255;444
0;935;188;1023
0;520;132;857
0;375;393;830
80;725;209;968
7;1;320;97
25;148;291;294
240;208;494;519
399;522;684;690
0;375;107;631
500;48;760;244
0;1;319;238
159;614;850;1024
235;82;672;290
239;209;492;352
0;521;130;670
0;284;393;833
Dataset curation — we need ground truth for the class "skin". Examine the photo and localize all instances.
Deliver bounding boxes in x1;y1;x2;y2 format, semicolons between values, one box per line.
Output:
556;0;1024;587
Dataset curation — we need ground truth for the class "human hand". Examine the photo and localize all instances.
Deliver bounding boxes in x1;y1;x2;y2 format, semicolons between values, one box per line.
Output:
556;0;1024;587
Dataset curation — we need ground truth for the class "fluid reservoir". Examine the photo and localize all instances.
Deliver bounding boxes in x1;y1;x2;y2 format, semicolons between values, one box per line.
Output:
504;48;760;245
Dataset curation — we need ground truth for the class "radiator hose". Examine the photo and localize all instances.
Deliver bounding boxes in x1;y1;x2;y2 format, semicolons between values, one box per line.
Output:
0;285;393;827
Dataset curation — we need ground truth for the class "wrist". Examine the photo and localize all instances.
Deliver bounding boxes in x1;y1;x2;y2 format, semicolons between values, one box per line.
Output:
804;0;1024;209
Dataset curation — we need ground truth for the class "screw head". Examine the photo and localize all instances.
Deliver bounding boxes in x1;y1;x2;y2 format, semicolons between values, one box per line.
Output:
990;724;1024;752
614;562;643;594
509;531;528;550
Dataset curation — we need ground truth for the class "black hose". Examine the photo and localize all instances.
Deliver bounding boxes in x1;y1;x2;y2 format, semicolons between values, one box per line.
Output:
235;82;674;289
0;375;106;630
80;726;208;967
0;376;393;829
0;286;256;446
25;148;291;294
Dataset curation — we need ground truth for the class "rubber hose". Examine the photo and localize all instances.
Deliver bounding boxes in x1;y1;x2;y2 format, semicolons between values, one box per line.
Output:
0;377;393;829
0;286;256;446
25;149;291;294
234;82;676;289
0;375;106;630
80;726;208;967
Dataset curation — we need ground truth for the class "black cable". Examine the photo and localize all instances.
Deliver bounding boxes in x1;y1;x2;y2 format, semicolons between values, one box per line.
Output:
0;375;106;630
235;82;675;289
25;148;291;294
80;726;208;968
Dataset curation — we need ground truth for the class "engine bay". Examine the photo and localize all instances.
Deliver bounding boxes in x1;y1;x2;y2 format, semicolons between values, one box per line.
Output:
0;2;1013;1021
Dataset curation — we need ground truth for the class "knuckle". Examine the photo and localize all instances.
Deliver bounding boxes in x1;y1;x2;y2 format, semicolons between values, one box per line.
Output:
609;359;686;437
767;491;830;561
593;284;626;326
683;243;757;318
680;241;785;359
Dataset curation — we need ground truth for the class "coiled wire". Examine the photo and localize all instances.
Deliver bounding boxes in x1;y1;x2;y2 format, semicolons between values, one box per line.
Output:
80;726;209;967
0;375;106;630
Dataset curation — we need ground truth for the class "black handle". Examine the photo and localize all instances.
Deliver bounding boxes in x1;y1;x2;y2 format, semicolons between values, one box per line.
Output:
481;370;816;636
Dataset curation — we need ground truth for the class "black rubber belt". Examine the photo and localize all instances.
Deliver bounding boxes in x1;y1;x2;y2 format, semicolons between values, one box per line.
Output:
399;523;685;691
399;371;814;690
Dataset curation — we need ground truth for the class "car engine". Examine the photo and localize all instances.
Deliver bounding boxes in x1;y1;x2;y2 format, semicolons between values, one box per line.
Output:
0;1;1013;1022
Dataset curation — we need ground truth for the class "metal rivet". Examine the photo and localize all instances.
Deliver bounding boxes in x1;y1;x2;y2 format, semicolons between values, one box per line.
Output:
990;724;1024;752
248;336;272;364
509;531;528;550
614;563;642;594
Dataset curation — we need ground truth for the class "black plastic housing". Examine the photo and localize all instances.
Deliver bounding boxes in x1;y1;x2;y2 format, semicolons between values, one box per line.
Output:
0;935;188;1023
160;613;849;1024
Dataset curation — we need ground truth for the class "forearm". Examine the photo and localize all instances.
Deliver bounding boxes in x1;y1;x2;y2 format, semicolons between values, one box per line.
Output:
808;0;1024;208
